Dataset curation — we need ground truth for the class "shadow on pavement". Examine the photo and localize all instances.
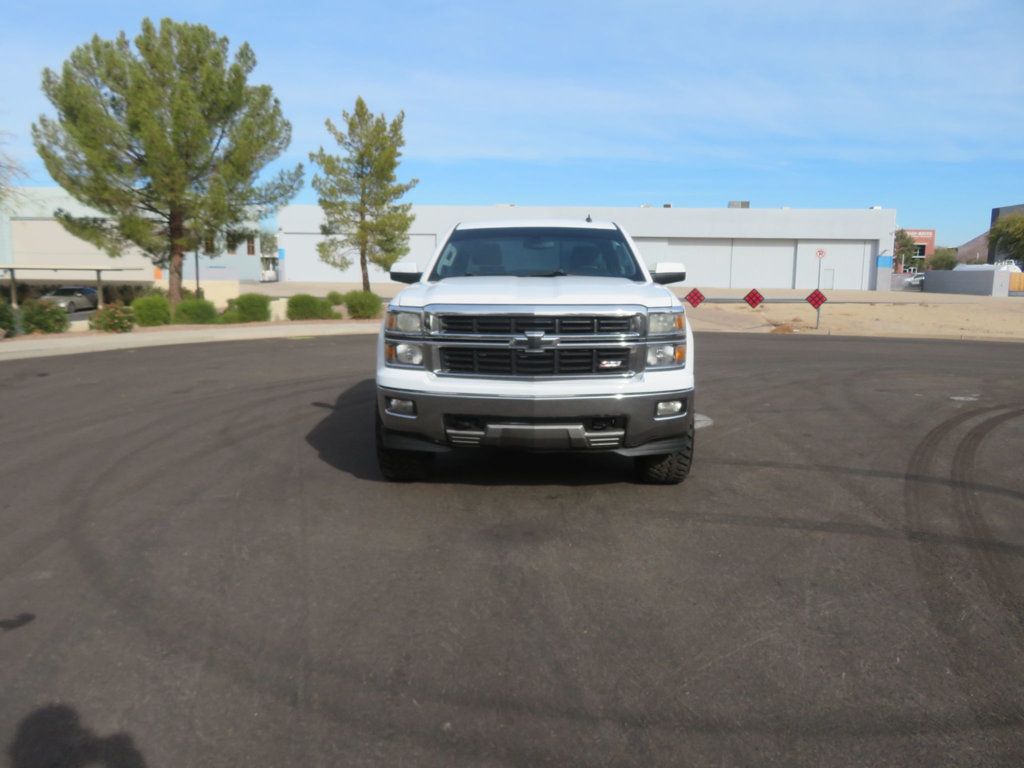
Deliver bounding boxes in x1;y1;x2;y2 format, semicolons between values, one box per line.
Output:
305;378;637;486
0;613;35;632
8;704;146;768
305;378;381;482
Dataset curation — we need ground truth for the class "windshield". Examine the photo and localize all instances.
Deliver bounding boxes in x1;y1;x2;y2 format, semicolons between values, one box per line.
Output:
52;288;83;296
429;227;644;281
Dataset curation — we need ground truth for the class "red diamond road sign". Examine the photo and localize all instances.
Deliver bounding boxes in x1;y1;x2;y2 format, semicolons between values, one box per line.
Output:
743;289;765;309
806;289;827;309
685;288;705;308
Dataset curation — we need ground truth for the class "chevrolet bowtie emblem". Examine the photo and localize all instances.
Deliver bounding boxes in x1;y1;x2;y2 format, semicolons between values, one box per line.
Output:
511;330;557;353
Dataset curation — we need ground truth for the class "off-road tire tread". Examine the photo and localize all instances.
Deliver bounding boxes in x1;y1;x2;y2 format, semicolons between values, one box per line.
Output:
635;426;694;485
375;411;433;482
377;447;433;482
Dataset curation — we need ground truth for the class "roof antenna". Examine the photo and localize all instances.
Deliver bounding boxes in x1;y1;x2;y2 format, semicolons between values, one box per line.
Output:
585;213;592;223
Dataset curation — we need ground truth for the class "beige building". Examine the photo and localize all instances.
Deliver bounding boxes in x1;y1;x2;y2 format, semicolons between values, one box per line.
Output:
0;188;259;308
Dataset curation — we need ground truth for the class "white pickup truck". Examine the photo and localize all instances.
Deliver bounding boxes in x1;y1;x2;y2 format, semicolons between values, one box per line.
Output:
375;219;695;483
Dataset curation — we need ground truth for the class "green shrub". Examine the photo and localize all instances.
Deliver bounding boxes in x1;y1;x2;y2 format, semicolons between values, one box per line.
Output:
20;300;70;334
326;290;345;306
287;293;340;320
132;294;171;326
173;297;218;324
0;301;14;338
344;290;382;319
218;309;242;324
103;284;150;305
227;293;271;322
89;303;135;333
929;248;959;271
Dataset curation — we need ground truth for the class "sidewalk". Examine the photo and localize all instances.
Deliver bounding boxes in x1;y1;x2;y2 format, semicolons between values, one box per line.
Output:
0;321;380;362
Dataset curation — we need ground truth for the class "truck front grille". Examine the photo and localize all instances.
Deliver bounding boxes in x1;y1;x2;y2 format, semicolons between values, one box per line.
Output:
439;347;632;376
439;315;634;335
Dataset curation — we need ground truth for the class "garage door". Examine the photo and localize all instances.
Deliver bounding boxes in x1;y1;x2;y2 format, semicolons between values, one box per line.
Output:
631;237;871;290
730;240;796;289
632;237;732;287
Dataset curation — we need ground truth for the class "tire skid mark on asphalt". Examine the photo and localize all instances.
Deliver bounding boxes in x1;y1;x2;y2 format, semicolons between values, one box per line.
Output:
12;338;1024;761
72;385;333;756
950;409;1024;632
0;366;343;449
36;444;1024;751
696;373;834;442
0;378;336;584
284;410;318;761
425;464;670;748
902;404;1024;727
838;364;895;419
708;361;893;531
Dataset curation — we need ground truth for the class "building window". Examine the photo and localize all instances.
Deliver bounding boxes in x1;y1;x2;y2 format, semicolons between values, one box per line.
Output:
914;244;926;259
247;236;255;256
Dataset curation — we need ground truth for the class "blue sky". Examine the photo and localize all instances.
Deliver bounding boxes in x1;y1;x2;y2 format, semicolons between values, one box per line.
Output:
2;0;1022;245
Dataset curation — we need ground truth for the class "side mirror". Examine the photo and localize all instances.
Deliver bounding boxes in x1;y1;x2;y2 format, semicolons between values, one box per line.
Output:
651;262;687;285
390;261;422;284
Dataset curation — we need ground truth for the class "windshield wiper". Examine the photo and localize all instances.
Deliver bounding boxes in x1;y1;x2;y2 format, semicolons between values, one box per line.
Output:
522;270;569;277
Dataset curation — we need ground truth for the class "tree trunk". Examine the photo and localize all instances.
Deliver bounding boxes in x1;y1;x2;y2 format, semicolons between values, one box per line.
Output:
358;210;370;292
169;249;184;306
360;246;370;292
169;209;184;306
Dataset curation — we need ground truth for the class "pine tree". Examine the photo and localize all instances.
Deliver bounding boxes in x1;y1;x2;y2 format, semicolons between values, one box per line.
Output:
309;97;418;292
32;18;303;305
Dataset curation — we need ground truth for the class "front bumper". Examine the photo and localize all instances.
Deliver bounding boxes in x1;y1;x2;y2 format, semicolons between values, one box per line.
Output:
377;386;694;456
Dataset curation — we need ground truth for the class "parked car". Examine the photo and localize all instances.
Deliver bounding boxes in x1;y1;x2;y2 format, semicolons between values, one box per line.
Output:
905;273;925;289
40;286;99;313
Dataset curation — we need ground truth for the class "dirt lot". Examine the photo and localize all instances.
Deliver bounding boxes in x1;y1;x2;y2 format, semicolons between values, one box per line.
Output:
685;290;1024;341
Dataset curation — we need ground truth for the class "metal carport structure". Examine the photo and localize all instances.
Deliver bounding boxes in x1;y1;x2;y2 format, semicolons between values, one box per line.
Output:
0;265;144;309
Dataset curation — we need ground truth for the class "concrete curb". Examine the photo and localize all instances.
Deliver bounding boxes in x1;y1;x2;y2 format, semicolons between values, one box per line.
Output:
0;322;380;362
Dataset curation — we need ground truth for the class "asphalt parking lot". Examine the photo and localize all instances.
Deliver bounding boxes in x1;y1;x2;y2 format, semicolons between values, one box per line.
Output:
1;333;1022;766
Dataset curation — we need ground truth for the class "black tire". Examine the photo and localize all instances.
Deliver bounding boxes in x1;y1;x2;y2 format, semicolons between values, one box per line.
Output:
634;425;694;485
375;411;433;482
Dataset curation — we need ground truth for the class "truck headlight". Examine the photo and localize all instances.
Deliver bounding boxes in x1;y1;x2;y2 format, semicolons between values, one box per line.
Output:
385;342;424;367
646;343;686;368
385;310;423;334
648;311;685;336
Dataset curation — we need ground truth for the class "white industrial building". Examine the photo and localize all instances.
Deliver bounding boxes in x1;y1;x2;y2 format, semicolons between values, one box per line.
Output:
279;204;897;291
3;189;898;293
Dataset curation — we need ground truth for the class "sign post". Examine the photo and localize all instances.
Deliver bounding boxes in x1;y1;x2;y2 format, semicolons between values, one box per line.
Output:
814;248;827;329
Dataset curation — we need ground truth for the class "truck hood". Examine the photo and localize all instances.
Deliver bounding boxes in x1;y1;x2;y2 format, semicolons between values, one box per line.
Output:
394;276;676;308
